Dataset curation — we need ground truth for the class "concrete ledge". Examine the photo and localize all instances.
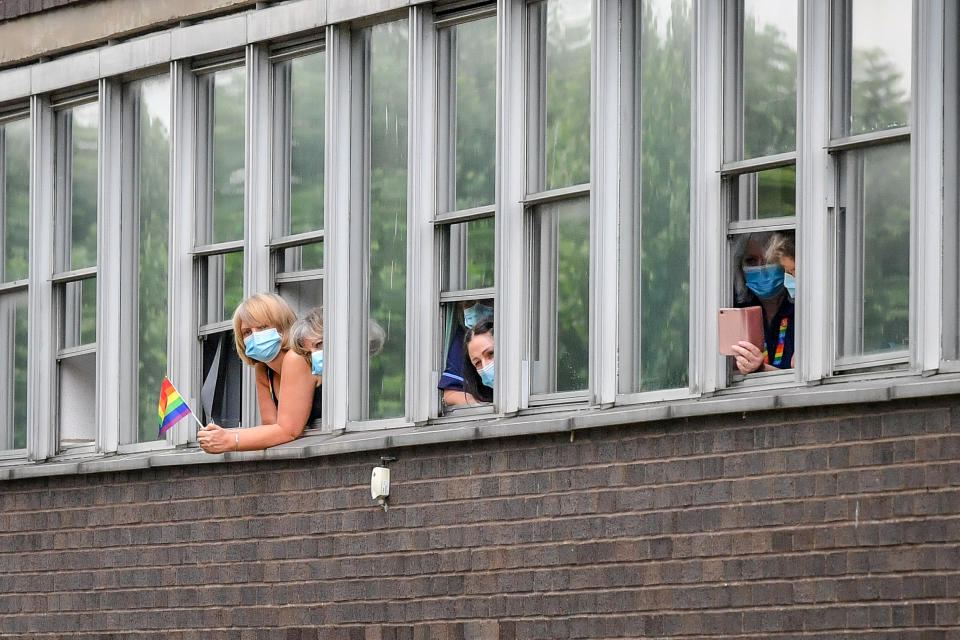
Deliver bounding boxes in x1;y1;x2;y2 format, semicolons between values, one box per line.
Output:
246;0;328;43
99;32;171;77
3;371;960;482
170;13;246;60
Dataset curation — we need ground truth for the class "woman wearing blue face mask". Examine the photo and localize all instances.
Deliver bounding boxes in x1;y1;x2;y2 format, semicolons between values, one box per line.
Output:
462;319;494;403
439;299;494;406
730;232;796;375
197;293;318;453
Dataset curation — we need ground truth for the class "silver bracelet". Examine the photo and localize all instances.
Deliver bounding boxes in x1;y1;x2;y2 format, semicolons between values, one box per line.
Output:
234;432;239;451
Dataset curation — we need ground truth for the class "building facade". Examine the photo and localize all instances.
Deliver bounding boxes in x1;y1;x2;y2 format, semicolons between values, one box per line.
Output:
0;0;958;636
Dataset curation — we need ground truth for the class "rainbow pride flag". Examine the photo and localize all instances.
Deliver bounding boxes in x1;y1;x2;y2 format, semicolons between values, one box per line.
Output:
158;377;193;437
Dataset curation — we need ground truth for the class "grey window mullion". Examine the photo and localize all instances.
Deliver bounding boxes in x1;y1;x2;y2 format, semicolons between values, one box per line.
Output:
592;0;617;405
408;5;438;424
691;0;725;394
168;60;200;445
28;95;58;460
496;0;528;413
913;0;945;373
323;23;353;432
0;128;5;281
942;0;960;362
796;0;835;384
244;43;272;427
97;77;122;454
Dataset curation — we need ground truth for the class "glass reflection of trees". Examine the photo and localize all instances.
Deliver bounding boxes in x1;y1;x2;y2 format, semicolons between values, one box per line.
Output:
544;0;590;191
2;118;30;449
134;76;171;441
637;0;691;391
368;21;408;419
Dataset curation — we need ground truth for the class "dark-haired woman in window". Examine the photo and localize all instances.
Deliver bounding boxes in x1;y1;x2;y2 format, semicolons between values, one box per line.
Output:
462;319;494;403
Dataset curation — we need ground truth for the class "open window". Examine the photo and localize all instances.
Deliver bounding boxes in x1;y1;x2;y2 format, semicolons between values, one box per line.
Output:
270;38;326;427
721;0;798;384
194;61;246;428
434;4;497;414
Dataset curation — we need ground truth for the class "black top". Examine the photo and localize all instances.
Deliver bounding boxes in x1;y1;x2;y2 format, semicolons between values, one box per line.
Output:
266;368;322;426
738;294;795;370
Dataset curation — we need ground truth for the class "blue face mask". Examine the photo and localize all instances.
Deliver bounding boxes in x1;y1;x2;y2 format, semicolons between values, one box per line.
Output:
311;350;324;376
464;303;494;329
244;328;283;363
743;265;785;300
478;360;495;388
783;273;796;300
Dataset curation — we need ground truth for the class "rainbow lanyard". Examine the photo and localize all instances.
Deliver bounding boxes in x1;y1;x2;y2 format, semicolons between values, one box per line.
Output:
762;317;790;367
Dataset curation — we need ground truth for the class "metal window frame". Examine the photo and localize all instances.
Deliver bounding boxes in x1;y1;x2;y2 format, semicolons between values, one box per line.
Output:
0;112;31;457
521;0;595;406
115;70;177;452
45;90;103;457
432;4;498;420
827;0;934;376
716;0;801;390
342;12;418;430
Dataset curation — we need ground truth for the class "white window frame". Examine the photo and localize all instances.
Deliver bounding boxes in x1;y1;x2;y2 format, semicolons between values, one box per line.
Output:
430;2;498;421
47;89;103;459
189;54;250;430
0;0;950;474
115;68;176;453
0;107;31;460
265;35;328;430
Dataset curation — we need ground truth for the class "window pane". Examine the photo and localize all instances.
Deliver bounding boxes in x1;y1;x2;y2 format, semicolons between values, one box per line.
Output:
59;351;96;448
743;0;797;158
367;21;408;419
0;292;28;450
441;16;496;211
276;279;323;317
131;75;171;442
202;253;244;325
729;165;796;221
837;142;909;358
58;102;99;271
441;217;495;292
2;117;30;283
210;67;245;244
61;278;97;349
276;52;325;236
631;0;692;392
279;243;324;274
530;0;591;191
530;197;589;394
849;0;911;135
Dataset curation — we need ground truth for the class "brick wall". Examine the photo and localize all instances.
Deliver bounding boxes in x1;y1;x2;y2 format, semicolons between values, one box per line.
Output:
1;397;958;639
